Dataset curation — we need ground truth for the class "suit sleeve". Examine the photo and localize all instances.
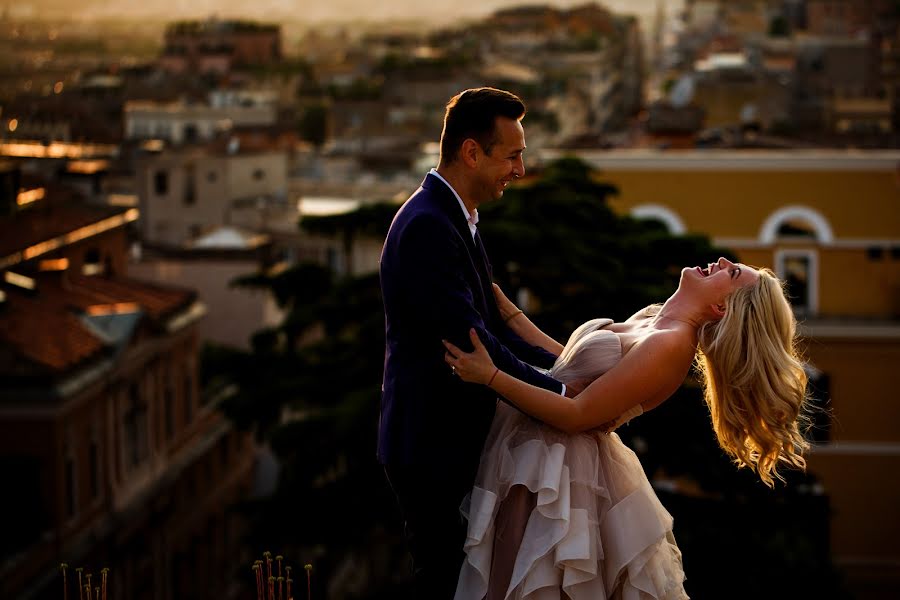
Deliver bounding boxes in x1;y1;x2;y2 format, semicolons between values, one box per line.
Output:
498;327;558;370
398;215;564;394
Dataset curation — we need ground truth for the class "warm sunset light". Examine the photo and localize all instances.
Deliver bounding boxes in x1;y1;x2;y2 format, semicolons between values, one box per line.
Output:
107;193;139;206
0;208;139;270
38;258;69;271
4;271;36;290
140;139;165;152
0;3;897;599
0;140;118;159
67;159;110;174
16;187;46;206
85;302;140;316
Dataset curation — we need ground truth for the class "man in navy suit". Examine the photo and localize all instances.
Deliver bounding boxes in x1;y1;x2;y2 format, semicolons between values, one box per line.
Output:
378;88;572;598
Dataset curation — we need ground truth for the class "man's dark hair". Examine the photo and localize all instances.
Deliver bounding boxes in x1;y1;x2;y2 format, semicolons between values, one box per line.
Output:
439;87;526;164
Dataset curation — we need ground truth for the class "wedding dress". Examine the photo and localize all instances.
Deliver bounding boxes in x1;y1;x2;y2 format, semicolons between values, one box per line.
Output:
455;319;688;600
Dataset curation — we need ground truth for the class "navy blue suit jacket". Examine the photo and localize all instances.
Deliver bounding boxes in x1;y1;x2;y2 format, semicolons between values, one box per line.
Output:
378;173;564;475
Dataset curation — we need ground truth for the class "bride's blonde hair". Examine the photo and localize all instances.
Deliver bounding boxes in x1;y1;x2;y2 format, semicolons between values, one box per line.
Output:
695;268;810;487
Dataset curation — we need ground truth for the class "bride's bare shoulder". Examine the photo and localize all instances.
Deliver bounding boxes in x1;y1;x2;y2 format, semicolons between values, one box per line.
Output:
627;326;696;360
624;304;661;323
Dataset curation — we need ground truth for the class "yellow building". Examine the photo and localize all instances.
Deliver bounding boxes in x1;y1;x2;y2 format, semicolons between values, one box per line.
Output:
546;148;900;597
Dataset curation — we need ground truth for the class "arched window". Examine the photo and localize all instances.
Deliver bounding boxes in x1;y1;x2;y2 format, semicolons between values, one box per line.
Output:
762;207;832;318
629;204;687;235
759;206;833;244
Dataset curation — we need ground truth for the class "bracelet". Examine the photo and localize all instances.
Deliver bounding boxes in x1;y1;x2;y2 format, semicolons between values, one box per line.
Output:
503;309;524;324
487;367;500;387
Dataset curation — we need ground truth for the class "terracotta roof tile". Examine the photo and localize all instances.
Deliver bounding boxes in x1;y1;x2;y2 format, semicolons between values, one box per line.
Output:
61;274;196;321
0;273;197;377
0;195;129;260
0;290;108;374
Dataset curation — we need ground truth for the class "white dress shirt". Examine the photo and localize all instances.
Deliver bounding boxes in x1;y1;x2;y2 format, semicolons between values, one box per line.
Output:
429;168;478;240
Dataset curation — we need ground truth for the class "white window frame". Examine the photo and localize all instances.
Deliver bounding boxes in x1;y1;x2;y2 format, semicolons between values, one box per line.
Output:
775;248;819;317
760;206;833;244
630;204;687;235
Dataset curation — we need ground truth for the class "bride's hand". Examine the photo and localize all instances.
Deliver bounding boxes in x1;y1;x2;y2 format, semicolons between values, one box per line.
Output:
492;283;522;323
443;329;498;385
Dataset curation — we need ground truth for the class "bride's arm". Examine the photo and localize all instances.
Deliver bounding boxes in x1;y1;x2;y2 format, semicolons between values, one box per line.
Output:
493;284;564;356
445;328;692;434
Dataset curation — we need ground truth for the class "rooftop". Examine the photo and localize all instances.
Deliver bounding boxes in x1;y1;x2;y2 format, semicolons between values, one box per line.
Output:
0;271;196;377
0;195;136;270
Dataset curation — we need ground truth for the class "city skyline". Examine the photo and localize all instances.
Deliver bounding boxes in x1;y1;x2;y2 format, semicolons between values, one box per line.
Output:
5;0;684;23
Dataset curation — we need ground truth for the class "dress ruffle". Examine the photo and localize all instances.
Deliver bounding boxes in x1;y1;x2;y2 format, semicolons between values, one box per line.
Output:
455;322;688;600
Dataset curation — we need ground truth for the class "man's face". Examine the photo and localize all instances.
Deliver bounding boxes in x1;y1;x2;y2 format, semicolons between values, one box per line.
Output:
472;117;526;205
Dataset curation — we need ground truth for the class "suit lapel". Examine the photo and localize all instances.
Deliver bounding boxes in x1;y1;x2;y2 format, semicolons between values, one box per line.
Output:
472;230;500;325
422;174;474;244
422;174;494;315
473;230;493;283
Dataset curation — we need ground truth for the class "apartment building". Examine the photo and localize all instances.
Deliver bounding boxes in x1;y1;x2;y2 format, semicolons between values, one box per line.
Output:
0;168;255;599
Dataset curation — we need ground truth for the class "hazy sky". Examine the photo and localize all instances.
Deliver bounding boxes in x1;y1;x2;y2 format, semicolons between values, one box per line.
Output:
11;0;684;24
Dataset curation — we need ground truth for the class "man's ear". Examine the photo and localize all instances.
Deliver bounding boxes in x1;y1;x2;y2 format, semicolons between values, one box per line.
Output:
460;138;480;168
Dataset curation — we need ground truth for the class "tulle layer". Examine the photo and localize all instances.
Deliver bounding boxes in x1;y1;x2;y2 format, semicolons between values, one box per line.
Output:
456;403;688;600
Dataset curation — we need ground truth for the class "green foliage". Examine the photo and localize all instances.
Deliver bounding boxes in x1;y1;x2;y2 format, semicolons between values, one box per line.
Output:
217;269;404;597
325;78;384;101
769;15;791;38
769;117;799;137
616;386;846;599
301;202;398;276
524;109;560;133
245;59;316;78
300;202;398;240
298;103;329;148
53;39;109;55
375;50;476;76
480;156;733;339
661;77;677;96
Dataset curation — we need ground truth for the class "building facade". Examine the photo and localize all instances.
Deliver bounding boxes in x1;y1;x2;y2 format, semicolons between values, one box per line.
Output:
0;170;255;599
159;19;281;75
124;95;277;146
136;146;288;249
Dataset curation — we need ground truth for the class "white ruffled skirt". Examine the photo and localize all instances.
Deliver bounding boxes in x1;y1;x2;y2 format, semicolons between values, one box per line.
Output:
455;403;688;600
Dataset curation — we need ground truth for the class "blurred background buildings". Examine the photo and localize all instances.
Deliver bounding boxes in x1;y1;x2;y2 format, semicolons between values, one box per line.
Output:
0;1;898;598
